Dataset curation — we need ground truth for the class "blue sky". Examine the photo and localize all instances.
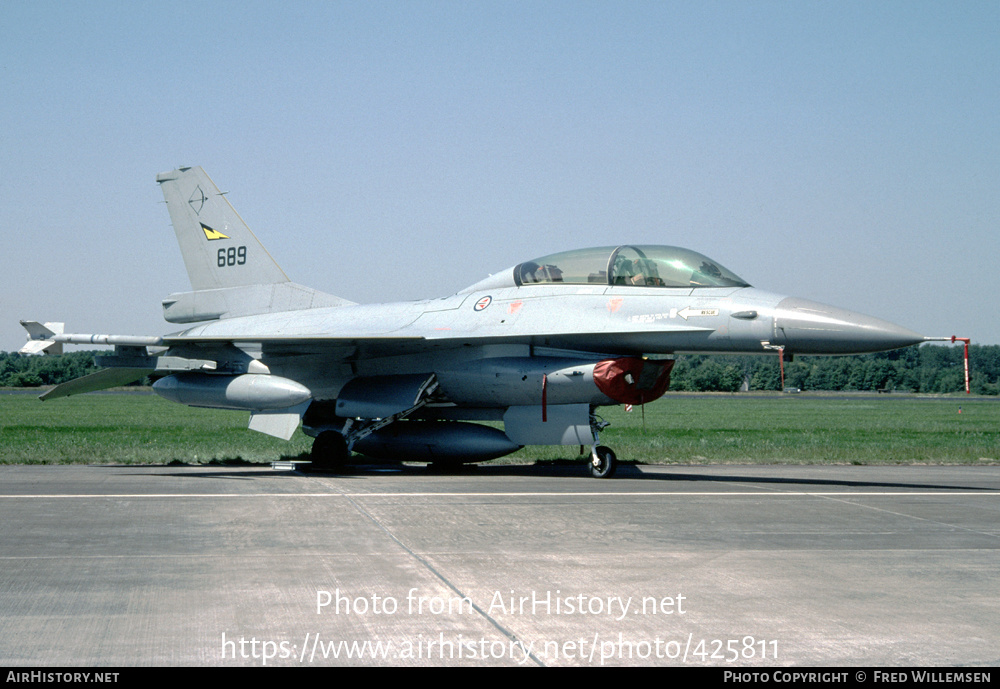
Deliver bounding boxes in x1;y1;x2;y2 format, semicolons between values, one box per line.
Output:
2;1;997;352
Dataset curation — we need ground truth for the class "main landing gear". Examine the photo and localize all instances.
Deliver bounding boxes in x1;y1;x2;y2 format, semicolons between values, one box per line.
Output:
310;431;349;471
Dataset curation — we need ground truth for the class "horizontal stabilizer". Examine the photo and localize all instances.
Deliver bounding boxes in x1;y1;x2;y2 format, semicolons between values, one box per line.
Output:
162;283;353;323
39;367;152;401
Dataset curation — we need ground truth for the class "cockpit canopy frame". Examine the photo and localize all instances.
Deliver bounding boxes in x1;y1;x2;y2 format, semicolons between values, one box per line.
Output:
513;245;750;289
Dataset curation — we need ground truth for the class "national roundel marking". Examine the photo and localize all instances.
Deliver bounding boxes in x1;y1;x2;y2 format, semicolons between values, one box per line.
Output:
474;296;493;311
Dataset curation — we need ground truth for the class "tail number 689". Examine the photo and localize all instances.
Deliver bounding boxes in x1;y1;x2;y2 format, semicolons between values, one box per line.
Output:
218;246;247;267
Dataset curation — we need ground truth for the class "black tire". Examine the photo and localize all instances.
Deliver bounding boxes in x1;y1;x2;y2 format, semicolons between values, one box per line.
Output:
426;460;476;474
311;432;349;471
588;446;617;478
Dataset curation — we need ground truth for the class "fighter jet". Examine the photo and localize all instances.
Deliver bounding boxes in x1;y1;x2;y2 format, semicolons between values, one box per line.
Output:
22;166;925;477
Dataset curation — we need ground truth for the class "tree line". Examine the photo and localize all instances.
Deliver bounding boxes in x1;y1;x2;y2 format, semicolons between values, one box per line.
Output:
1;344;997;395
670;345;998;395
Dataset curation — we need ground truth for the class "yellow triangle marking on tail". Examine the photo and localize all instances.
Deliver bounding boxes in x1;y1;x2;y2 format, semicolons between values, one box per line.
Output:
201;223;230;240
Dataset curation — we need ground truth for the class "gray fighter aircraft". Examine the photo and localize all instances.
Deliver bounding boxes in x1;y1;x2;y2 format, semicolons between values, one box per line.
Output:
22;166;925;477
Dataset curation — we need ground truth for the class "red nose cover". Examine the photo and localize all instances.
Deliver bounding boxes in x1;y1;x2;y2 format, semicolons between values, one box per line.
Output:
593;358;674;405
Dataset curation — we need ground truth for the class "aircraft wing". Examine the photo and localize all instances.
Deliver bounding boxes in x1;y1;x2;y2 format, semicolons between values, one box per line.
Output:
21;315;712;402
159;323;714;359
23;319;713;362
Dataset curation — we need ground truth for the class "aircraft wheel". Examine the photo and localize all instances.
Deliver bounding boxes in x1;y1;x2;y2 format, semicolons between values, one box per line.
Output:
311;432;349;471
588;446;617;479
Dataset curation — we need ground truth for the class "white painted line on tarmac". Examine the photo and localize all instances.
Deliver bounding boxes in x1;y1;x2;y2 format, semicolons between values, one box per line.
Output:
0;491;996;499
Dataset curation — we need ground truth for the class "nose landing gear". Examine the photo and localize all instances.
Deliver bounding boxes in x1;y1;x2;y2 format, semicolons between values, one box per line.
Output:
589;445;617;478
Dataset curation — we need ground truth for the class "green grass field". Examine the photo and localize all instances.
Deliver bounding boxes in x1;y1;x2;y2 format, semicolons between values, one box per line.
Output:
1;391;997;466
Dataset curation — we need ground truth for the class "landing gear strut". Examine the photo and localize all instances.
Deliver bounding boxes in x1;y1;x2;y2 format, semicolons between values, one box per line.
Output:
585;409;617;478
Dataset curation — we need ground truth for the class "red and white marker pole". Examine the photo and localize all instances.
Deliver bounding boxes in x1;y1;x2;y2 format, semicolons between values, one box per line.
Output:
952;336;971;394
926;336;972;394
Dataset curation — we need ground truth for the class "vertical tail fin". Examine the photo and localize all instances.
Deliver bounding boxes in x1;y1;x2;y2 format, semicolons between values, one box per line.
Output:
156;166;289;291
156;167;353;323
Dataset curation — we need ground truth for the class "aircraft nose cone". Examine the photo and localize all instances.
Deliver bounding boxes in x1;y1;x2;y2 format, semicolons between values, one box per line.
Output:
774;297;924;354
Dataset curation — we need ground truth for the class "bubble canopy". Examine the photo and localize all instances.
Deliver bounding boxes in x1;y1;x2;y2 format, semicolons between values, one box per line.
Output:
513;245;750;289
